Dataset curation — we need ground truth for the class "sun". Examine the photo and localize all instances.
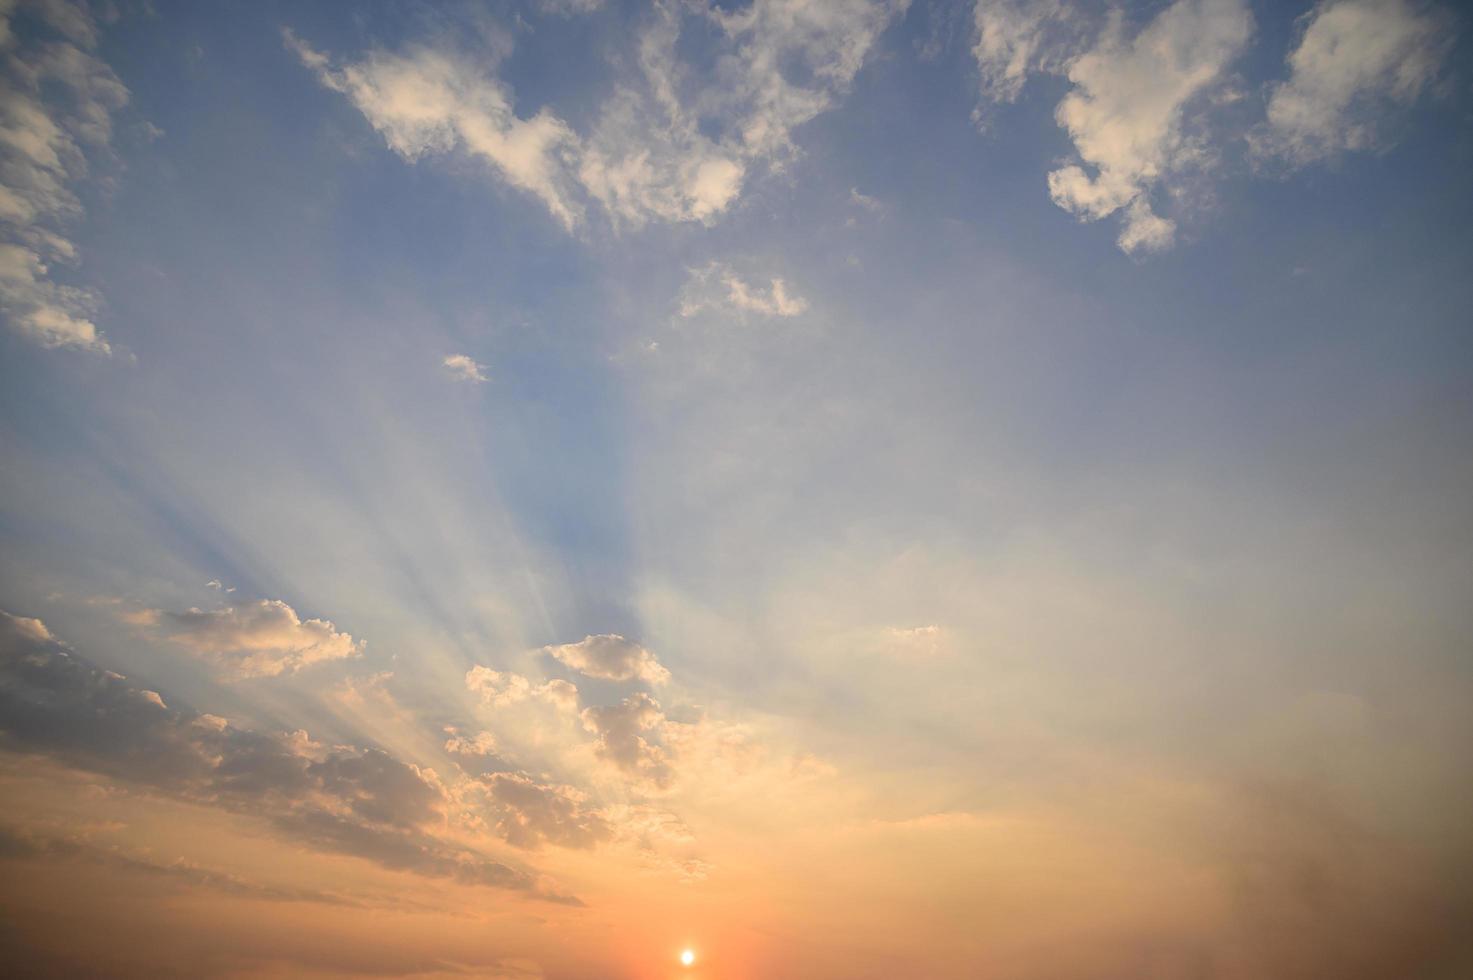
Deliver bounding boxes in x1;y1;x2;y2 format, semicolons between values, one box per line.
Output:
680;949;696;967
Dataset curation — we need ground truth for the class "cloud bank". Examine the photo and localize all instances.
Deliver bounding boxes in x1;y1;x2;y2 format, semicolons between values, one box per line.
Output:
0;610;573;902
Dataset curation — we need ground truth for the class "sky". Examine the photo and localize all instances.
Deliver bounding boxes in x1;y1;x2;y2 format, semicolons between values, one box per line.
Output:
1;0;1472;976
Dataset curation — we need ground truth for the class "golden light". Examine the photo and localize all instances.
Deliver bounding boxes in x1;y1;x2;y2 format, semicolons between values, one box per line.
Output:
680;949;696;967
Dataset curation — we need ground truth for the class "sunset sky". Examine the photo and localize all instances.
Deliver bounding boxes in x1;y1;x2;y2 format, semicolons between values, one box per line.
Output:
2;0;1472;977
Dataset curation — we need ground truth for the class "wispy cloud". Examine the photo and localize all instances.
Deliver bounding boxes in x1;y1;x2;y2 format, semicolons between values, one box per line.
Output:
287;0;905;232
678;261;808;318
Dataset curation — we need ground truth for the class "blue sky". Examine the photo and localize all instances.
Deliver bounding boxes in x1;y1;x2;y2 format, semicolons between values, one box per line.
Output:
2;1;1472;977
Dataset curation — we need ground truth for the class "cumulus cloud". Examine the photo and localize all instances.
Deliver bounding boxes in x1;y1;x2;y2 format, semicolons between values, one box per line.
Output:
288;0;904;231
580;693;673;789
678;262;808;319
0;611;572;901
1046;0;1254;254
540;634;670;685
443;353;488;383
466;666;580;711
0;0;127;352
152;598;364;678
1252;0;1454;166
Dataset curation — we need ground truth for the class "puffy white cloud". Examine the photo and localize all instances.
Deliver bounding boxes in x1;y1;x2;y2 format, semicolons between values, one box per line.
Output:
443;353;488;383
0;0;127;353
540;634;670;684
466;665;580;711
1046;0;1253;253
678;261;808;319
1252;0;1454;166
580;692;673;789
973;0;1456;253
154;598;364;678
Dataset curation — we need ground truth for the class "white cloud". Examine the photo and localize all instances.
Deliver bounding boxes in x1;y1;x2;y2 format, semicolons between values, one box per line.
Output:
286;30;583;229
678;261;808;319
711;0;906;158
1252;0;1454;166
971;0;1094;115
289;0;904;231
443;353;488;383
540;634;670;684
1045;0;1253;253
156;599;364;678
0;0;127;353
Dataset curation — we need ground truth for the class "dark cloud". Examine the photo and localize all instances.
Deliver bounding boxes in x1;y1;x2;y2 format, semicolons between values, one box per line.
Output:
1215;780;1473;980
481;771;612;850
0;611;574;903
579;693;673;789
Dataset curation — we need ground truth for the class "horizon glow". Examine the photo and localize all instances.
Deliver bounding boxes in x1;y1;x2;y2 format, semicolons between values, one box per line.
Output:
1;0;1471;978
